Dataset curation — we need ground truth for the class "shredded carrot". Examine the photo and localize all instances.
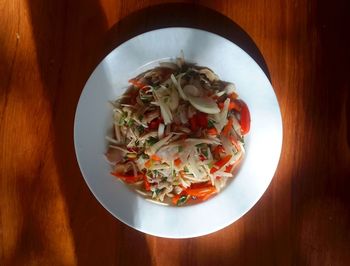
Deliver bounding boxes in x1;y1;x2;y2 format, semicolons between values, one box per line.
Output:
200;190;217;201
228;101;241;111
210;155;232;174
151;154;162;161
222;117;233;136
143;175;151;191
186;186;216;198
218;101;241;111
207;128;218;135
172;194;181;205
213;145;225;155
229;92;238;100
128;78;147;89
174;158;182;167
145;159;152;168
225;164;233;173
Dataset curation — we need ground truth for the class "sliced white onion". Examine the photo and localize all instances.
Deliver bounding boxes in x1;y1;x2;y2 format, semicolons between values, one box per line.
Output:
139;131;158;141
214;98;230;132
183;84;201;97
171;74;188;100
177;126;191;134
187;95;220;114
169;87;179;111
148;133;174;154
158;99;172;125
221;136;233;155
159;62;179;70
158;123;165;139
215;90;226;97
213;171;233;178
199;68;219;82
224;83;237;94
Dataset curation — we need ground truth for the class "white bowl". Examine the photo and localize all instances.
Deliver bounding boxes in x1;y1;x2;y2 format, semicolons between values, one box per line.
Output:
74;27;283;238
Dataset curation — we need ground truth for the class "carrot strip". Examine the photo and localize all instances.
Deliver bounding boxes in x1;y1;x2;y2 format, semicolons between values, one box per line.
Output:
219;100;241;111
213;145;225;155
143;175;151;191
128;78;147;89
222;117;233;136
210;155;232;174
172;194;181;205
186;186;216;198
207;128;218;135
145;159;152;168
199;190;217;201
174;158;182;167
151;154;162;161
228;101;241;111
239;100;251;135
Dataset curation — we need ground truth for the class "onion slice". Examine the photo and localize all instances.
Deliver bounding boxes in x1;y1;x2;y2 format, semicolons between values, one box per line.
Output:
187;95;220;114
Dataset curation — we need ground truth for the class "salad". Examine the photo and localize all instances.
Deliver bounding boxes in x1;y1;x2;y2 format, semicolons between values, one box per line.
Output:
105;56;250;206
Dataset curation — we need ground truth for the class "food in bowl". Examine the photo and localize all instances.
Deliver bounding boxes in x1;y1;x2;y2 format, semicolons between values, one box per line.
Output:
105;56;250;206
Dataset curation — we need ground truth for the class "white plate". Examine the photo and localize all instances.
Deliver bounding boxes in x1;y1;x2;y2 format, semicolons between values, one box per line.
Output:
74;27;282;238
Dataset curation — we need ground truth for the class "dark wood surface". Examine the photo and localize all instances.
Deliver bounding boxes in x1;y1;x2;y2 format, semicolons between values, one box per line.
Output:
1;1;349;265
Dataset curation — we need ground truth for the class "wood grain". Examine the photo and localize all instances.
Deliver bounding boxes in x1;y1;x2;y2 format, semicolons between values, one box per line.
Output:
1;0;349;265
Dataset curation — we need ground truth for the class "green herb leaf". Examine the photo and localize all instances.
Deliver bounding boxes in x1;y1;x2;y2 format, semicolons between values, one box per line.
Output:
178;146;184;152
208;120;215;128
119;112;127;125
177;195;189;206
203;149;208;157
195;143;205;148
141;153;149;159
127;119;134;126
137;125;145;134
147;136;159;146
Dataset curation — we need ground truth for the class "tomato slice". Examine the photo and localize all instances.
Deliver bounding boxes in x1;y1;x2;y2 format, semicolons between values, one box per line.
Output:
239;100;250;135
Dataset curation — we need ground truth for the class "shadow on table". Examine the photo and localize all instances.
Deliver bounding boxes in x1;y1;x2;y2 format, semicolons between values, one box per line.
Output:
25;1;272;265
25;0;152;265
102;3;271;80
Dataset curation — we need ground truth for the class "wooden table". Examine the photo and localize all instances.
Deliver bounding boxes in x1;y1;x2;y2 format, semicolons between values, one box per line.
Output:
1;1;349;265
